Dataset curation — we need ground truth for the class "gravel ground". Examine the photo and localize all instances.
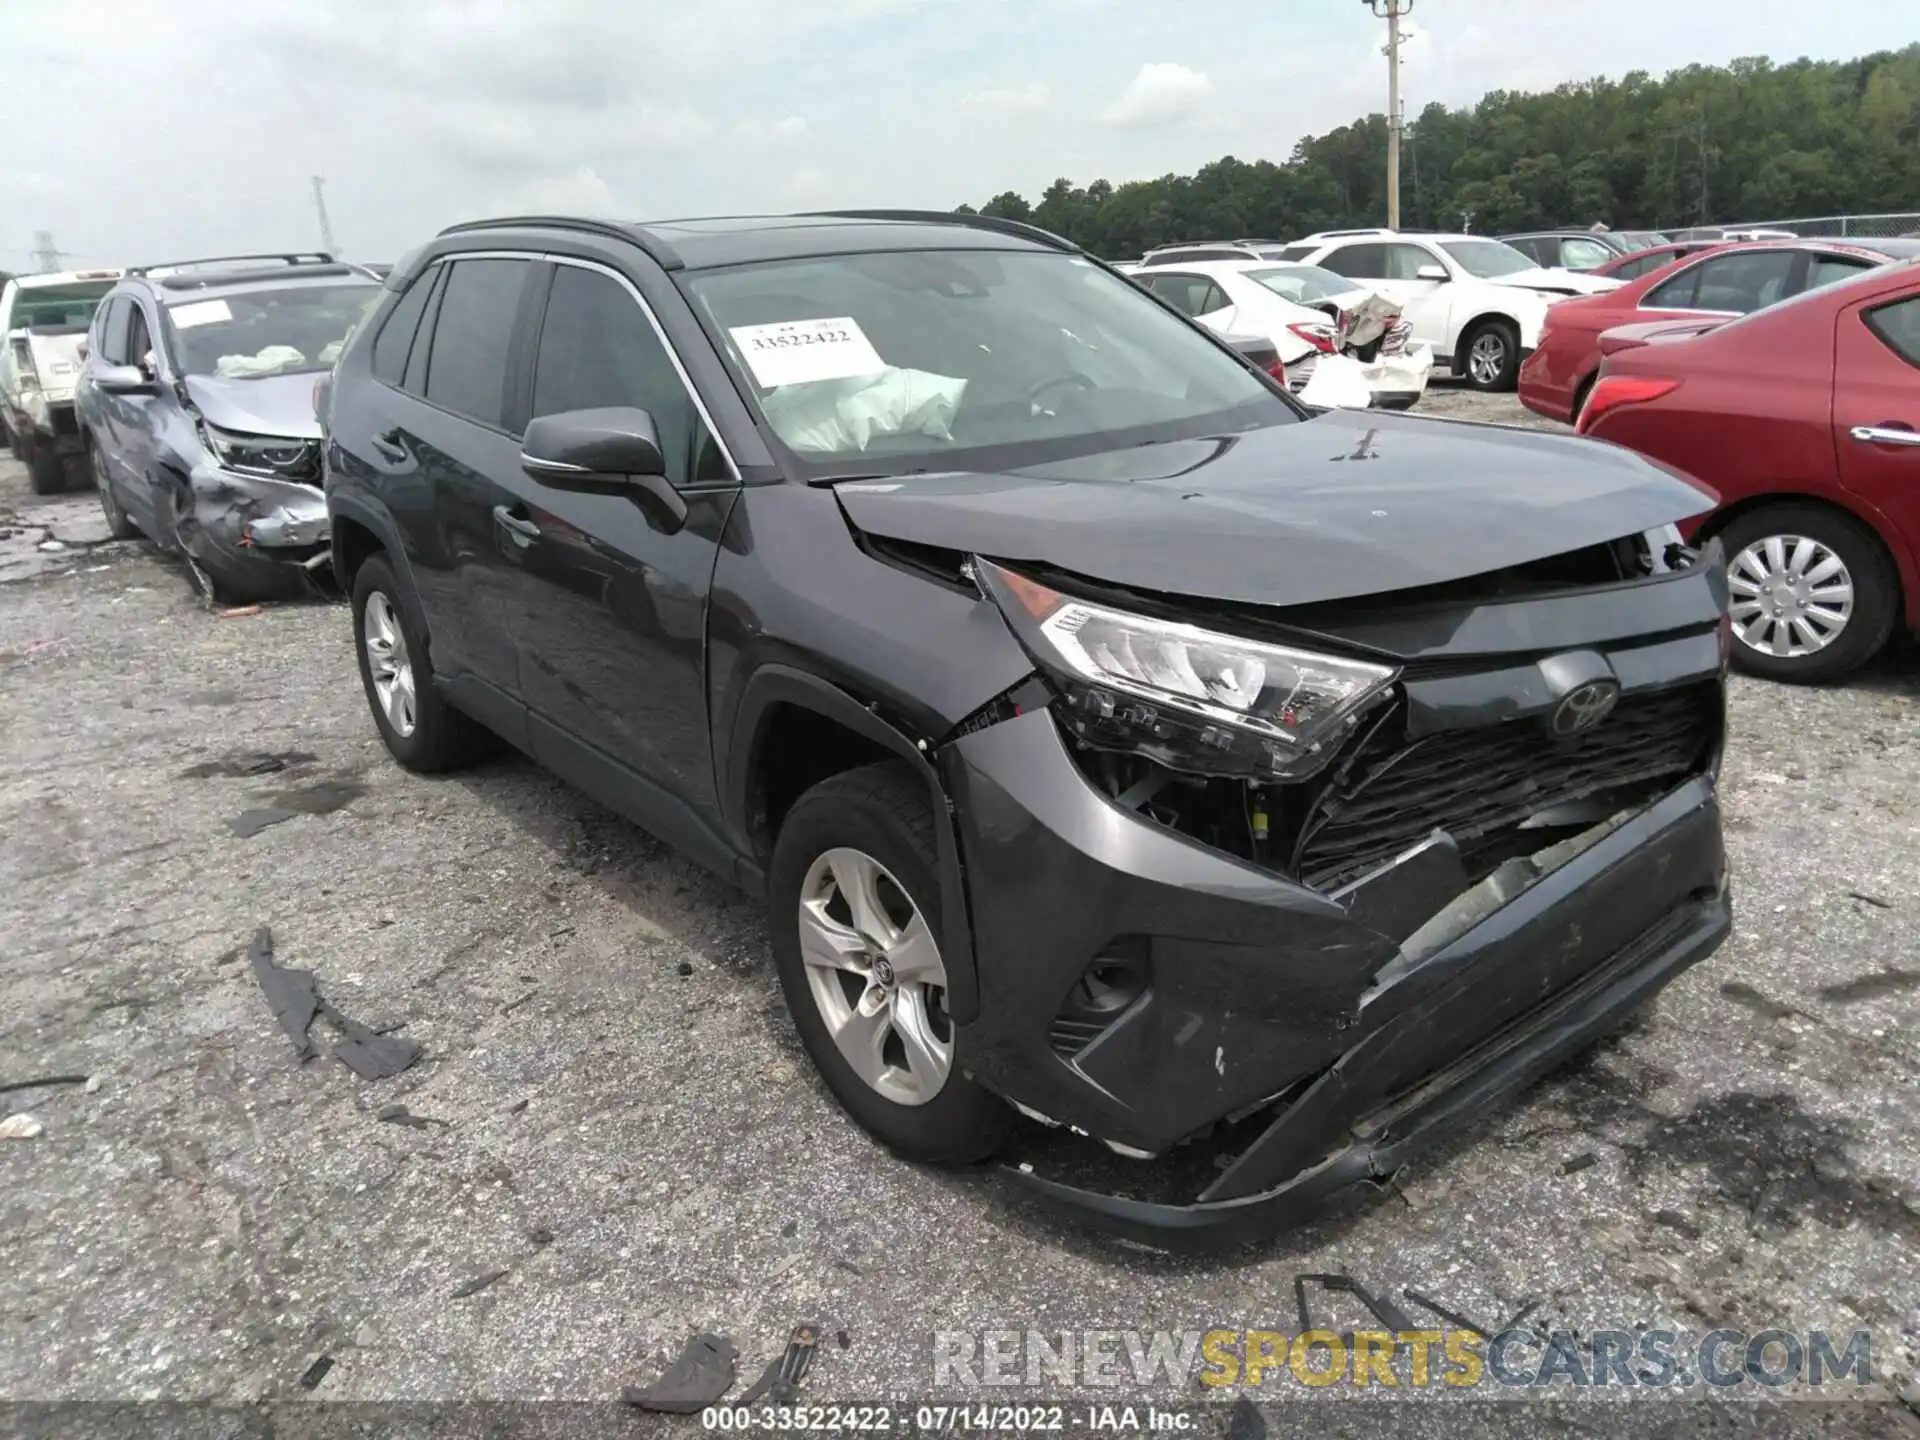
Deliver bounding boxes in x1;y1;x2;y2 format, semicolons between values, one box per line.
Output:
2;388;1917;1435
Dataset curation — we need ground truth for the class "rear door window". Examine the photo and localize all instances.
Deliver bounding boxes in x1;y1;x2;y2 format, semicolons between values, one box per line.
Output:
1649;251;1797;313
420;258;533;429
1320;244;1388;279
1382;243;1437;280
1806;255;1877;293
1144;273;1228;317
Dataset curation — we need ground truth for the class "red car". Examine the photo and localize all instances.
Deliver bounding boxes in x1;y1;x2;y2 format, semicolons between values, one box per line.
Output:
1589;239;1724;281
1519;240;1914;425
1576;259;1920;682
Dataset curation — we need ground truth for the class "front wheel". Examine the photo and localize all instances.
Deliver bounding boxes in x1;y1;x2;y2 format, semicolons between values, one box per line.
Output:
1720;504;1898;683
1461;320;1521;392
26;438;69;495
768;762;1011;1166
350;553;496;771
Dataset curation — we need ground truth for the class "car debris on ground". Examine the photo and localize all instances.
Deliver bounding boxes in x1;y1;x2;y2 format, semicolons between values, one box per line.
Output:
246;926;420;1080
623;1333;740;1412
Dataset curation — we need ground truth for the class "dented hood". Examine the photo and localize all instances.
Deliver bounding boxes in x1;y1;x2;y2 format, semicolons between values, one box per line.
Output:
1492;267;1622;297
832;409;1716;608
184;373;323;441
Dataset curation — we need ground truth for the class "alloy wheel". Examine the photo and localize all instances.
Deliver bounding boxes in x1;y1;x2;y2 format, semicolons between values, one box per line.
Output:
1728;534;1854;658
796;846;953;1107
1468;330;1508;386
362;591;418;737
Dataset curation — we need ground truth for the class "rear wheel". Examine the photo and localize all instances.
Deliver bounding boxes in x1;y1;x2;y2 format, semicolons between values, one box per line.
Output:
26;438;68;495
768;762;1010;1166
1461;319;1521;392
351;553;496;771
1569;374;1596;427
1719;504;1898;683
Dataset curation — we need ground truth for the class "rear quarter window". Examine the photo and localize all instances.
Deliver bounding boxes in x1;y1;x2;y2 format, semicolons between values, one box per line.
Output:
1865;296;1920;369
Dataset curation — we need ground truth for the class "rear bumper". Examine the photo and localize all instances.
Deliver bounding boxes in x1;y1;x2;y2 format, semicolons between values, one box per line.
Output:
941;703;1728;1243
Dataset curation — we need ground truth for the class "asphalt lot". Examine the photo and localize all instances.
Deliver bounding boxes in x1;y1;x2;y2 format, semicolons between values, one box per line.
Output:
2;387;1917;1433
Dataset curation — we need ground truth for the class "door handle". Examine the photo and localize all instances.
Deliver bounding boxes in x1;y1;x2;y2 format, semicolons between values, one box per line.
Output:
1849;424;1920;448
493;504;541;543
370;429;409;463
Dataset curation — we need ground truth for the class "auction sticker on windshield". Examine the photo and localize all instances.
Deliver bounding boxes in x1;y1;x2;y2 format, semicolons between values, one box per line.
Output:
169;300;233;329
729;317;886;388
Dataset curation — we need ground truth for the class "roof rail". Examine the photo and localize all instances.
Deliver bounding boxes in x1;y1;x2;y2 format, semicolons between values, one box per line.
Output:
129;252;334;278
809;209;1078;253
436;215;683;271
157;263;359;291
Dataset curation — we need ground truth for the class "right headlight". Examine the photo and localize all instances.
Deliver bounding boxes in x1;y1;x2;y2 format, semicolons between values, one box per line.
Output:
978;560;1398;781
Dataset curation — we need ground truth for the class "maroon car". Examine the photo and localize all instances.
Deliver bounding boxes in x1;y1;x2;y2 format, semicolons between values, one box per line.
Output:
1577;260;1920;682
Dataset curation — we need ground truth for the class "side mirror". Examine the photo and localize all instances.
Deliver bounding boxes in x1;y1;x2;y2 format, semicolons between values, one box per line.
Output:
521;406;687;535
95;363;157;396
1415;264;1450;283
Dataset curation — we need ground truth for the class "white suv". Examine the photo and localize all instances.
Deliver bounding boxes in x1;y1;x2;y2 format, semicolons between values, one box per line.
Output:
1277;231;1620;391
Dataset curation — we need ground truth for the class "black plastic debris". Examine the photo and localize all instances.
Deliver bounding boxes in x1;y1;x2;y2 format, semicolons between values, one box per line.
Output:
738;1324;818;1406
1293;1273;1417;1345
0;1074;88;1096
299;1355;335;1390
1846;890;1892;909
451;1269;509;1299
247;927;420;1079
530;1227;555;1246
230;807;299;838
623;1334;739;1413
1561;1151;1600;1176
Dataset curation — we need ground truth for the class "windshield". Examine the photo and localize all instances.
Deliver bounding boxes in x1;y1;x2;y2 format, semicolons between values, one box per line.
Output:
163;283;380;379
683;249;1291;471
1247;265;1353;304
1438;240;1538;279
15;281;114;331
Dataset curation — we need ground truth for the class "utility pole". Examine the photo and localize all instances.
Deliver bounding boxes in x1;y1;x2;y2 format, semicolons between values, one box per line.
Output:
310;176;339;256
1363;0;1412;230
30;231;64;272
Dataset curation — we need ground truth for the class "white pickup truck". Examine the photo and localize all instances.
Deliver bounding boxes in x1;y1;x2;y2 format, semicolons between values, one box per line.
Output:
1;269;123;492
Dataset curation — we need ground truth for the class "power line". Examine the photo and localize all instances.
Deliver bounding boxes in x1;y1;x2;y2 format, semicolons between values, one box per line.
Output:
1362;0;1412;230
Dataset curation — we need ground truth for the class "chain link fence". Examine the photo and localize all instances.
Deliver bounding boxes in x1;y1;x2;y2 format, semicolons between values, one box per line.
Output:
1730;213;1920;239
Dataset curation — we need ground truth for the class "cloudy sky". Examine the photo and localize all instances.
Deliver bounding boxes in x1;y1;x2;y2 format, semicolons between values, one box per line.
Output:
3;0;1912;267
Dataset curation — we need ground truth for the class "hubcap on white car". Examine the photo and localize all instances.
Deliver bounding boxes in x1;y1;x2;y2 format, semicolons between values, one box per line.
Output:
796;846;952;1106
1468;331;1508;385
1728;535;1853;658
362;591;418;737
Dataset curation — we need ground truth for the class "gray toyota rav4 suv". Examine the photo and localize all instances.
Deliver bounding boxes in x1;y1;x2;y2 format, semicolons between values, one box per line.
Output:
321;210;1733;1246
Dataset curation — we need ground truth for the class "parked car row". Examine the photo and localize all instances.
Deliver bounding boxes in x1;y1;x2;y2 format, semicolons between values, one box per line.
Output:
0;267;124;492
1136;228;1623;392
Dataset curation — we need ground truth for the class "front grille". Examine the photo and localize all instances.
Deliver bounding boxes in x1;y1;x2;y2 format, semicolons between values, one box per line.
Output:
1293;683;1721;891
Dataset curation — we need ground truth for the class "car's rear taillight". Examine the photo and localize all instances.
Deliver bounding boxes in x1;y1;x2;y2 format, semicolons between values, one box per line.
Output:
1575;375;1679;435
1287;322;1338;355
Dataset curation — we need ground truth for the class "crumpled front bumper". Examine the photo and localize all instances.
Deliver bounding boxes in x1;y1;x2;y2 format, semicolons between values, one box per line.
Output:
940;709;1728;1247
178;461;333;594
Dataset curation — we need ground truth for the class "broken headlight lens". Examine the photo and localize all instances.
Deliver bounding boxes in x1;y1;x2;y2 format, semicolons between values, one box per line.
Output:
200;421;317;482
978;560;1398;781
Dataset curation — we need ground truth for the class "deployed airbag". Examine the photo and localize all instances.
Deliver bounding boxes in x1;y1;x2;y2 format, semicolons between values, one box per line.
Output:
761;368;967;454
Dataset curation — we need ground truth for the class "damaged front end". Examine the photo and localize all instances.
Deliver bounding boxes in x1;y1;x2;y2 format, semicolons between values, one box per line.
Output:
177;428;335;600
935;529;1731;1246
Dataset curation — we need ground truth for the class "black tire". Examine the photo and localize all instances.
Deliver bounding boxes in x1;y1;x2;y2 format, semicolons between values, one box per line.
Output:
26;439;67;495
1718;504;1899;684
89;445;139;540
1569;373;1596;427
350;553;496;771
1460;318;1521;392
768;762;1011;1166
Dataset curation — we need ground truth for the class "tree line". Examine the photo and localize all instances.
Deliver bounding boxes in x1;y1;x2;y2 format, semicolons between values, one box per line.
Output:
962;46;1920;258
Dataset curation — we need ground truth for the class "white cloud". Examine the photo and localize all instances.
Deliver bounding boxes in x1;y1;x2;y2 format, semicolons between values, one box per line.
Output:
1101;62;1213;127
736;115;809;144
782;167;834;207
501;165;622;216
960;83;1051;113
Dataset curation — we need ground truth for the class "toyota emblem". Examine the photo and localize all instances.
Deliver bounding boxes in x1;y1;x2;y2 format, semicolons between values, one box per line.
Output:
1550;680;1621;737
